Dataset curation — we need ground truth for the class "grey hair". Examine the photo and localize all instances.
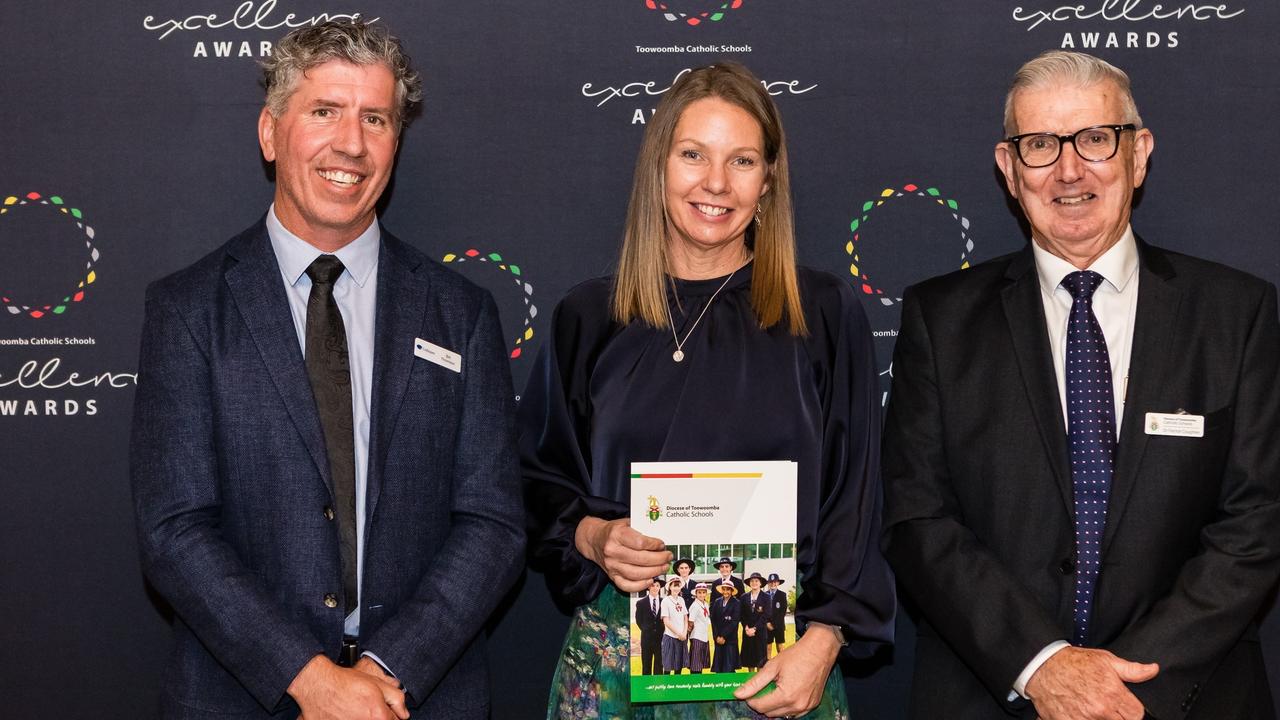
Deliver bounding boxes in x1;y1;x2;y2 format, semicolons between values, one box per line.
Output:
261;19;423;128
1003;50;1142;135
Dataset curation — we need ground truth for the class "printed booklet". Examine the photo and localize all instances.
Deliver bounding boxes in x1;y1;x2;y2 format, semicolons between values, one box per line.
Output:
628;460;797;703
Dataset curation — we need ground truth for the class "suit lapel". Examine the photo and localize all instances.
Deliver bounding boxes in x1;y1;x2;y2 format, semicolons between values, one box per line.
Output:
224;221;331;491
365;231;429;524
1102;240;1181;553
1001;248;1074;515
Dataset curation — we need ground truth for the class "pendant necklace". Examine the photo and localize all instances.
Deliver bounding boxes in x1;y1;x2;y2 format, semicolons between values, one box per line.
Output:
664;258;747;363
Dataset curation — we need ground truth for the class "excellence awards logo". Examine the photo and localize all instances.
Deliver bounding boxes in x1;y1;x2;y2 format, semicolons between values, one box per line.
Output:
0;192;100;319
842;181;977;408
648;495;662;522
583;69;816;125
0;188;137;418
645;0;745;27
440;249;537;361
845;183;975;307
1009;0;1245;49
141;0;377;59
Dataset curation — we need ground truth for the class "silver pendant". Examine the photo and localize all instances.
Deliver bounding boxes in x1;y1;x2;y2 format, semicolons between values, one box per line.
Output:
673;349;685;363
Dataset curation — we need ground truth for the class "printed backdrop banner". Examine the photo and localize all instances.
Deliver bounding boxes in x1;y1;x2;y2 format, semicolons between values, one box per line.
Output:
2;1;1277;716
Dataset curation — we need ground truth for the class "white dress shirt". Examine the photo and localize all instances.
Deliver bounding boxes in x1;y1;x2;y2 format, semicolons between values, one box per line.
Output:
1034;226;1139;435
1012;227;1140;699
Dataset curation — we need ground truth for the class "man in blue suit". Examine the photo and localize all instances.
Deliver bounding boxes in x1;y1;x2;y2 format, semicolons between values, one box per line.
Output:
130;20;524;719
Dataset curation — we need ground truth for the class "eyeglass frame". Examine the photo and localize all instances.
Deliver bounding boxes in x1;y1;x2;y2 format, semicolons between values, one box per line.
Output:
1004;123;1138;168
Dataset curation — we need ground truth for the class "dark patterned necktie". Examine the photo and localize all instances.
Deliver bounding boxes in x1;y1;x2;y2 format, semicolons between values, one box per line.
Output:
305;255;358;618
1062;270;1116;646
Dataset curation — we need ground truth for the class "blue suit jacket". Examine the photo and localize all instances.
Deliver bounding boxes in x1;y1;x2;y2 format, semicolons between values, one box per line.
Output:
131;219;524;718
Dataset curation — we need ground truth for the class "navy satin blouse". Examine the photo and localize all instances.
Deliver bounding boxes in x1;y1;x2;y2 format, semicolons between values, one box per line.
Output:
519;264;895;656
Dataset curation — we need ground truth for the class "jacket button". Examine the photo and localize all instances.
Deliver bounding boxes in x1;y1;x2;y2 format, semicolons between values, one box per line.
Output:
323;506;335;521
323;593;338;608
1058;559;1075;574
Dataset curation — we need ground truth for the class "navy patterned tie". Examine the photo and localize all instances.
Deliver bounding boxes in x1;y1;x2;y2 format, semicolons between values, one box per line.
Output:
1062;270;1116;646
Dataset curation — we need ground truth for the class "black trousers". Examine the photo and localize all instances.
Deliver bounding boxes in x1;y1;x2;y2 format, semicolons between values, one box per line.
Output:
640;632;663;675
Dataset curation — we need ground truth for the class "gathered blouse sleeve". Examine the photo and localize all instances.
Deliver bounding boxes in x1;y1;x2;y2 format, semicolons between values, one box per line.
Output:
519;278;626;609
793;270;896;658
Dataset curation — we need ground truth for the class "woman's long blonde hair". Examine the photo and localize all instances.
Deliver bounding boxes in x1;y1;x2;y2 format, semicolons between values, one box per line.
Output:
610;61;807;336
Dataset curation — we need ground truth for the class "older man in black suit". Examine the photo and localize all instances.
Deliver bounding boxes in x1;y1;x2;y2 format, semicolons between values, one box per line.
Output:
883;50;1280;720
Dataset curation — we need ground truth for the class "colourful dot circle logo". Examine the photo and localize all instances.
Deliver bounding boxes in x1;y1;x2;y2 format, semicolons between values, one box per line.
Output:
0;192;100;318
846;183;974;306
645;0;744;26
441;249;536;360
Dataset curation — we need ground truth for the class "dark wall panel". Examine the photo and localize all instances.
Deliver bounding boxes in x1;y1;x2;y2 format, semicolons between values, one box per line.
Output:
2;2;1275;717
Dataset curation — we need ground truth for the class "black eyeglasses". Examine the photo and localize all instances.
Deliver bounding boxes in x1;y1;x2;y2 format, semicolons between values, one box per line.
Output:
1005;124;1137;168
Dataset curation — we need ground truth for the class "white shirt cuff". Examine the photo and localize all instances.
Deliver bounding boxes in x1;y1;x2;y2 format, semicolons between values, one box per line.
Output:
1008;640;1071;701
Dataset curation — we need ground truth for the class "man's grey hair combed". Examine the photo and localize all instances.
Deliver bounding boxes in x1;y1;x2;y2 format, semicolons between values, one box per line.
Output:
262;19;423;128
1003;50;1142;136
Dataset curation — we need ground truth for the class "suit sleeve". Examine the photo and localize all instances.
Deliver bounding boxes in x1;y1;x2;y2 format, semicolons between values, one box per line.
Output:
1109;284;1280;719
358;291;526;702
882;287;1063;703
130;285;322;710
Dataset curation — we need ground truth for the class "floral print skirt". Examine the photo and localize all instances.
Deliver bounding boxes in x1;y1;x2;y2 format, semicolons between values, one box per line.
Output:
546;586;849;719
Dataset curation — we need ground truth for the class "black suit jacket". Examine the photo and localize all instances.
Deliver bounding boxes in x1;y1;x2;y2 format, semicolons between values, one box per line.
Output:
769;590;788;633
883;240;1280;719
636;595;665;641
131;220;525;718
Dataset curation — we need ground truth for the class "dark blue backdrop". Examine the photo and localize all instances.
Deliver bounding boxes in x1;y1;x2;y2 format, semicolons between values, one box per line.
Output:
2;1;1277;717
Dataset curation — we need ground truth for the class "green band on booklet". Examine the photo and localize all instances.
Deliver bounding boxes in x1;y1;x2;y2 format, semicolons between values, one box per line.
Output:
631;672;775;703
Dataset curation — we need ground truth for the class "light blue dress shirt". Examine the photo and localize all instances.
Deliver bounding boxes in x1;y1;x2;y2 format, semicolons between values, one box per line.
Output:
265;205;378;639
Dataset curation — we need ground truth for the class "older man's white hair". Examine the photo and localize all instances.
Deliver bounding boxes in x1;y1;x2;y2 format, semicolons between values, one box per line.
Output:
1003;50;1143;136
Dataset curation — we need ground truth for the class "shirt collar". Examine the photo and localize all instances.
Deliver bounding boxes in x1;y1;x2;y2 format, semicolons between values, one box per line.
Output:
1032;225;1137;296
265;204;380;288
